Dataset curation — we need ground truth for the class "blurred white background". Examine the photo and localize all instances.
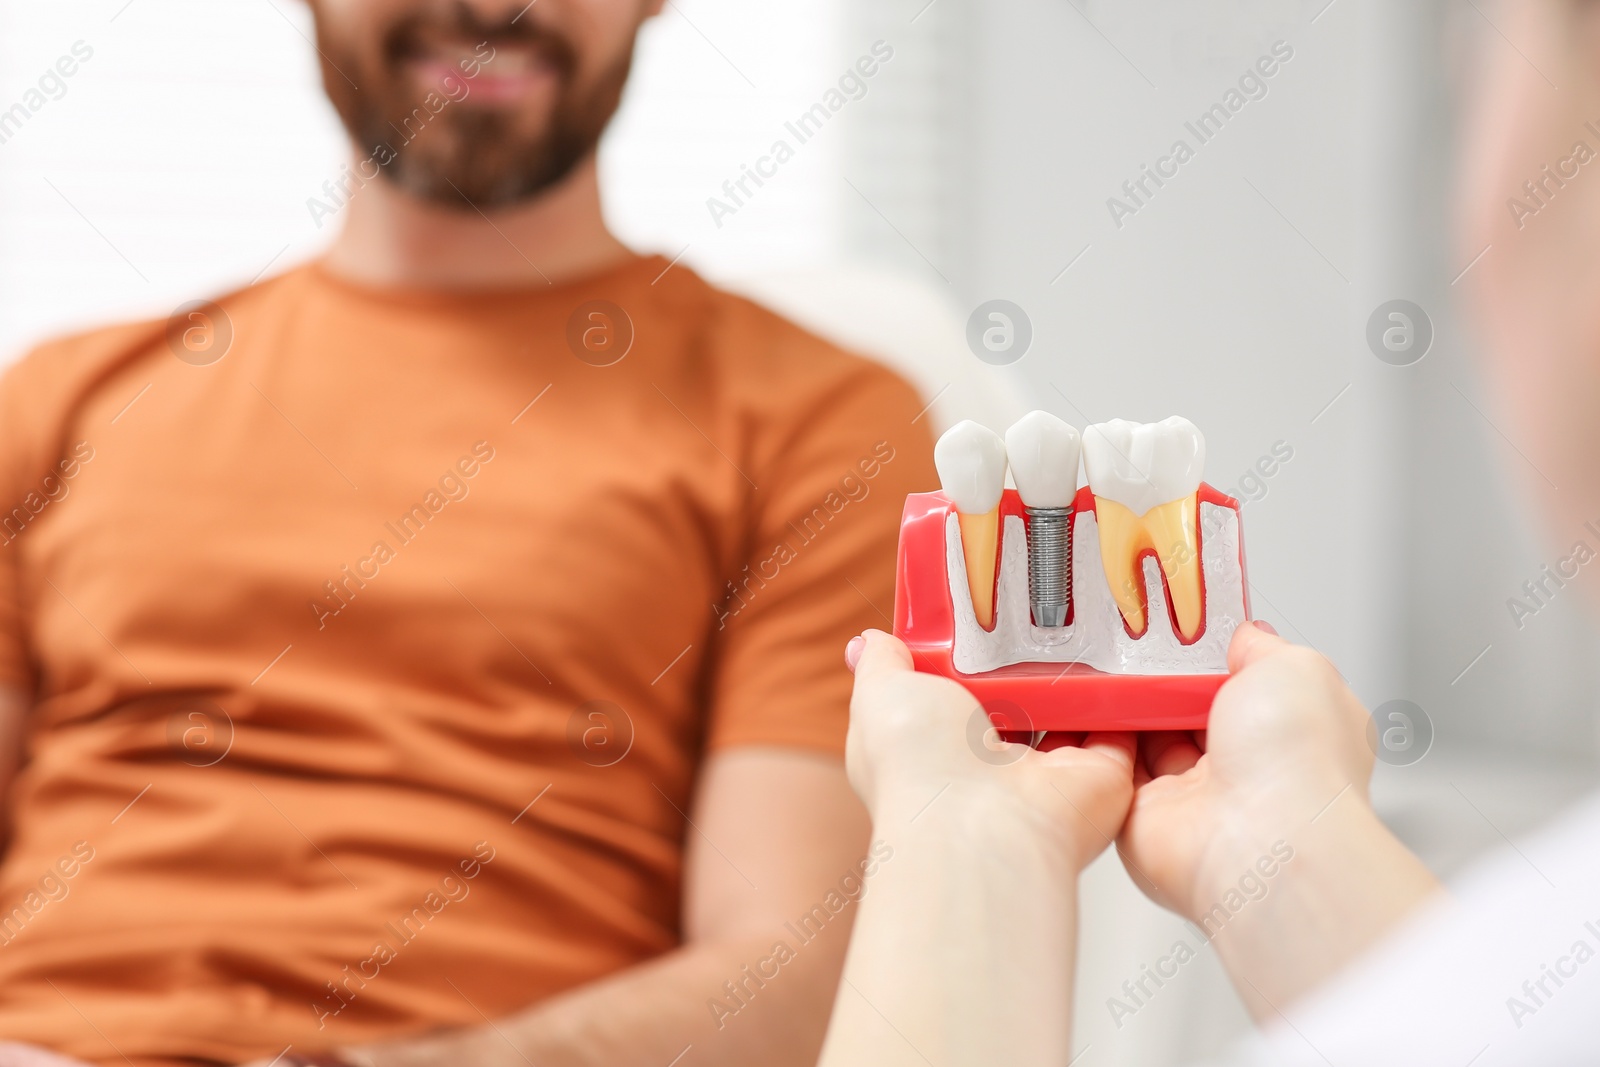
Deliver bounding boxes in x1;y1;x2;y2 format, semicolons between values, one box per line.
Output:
3;0;1599;1063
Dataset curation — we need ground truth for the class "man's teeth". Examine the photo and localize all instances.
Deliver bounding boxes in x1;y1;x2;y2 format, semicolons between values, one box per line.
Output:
484;47;541;74
934;421;1007;630
1003;411;1081;509
1082;417;1207;641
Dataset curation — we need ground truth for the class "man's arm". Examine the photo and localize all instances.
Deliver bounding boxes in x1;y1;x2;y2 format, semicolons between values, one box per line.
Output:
0;699;87;1067
0;686;28;848
347;746;870;1067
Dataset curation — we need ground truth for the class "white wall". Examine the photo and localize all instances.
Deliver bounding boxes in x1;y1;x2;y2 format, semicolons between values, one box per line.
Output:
0;0;344;357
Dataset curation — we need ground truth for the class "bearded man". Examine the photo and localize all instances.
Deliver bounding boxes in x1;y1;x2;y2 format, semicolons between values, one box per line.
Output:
0;2;933;1064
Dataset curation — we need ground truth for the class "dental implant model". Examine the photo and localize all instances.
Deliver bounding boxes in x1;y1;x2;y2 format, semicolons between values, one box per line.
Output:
1004;411;1081;629
894;411;1251;732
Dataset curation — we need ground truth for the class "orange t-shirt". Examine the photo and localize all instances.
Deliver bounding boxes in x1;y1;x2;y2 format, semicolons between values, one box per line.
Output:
0;254;934;1065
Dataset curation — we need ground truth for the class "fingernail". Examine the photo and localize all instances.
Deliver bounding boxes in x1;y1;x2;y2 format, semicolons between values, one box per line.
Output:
845;635;866;672
1253;620;1279;636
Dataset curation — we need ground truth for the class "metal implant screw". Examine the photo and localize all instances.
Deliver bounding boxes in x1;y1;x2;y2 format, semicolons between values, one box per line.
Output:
1024;505;1073;627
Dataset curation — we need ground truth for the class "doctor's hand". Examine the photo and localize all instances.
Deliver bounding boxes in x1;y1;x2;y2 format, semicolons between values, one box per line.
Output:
1116;621;1441;1015
821;629;1135;1067
844;629;1134;873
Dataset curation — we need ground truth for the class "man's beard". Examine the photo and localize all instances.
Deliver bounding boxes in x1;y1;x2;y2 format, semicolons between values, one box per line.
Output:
315;2;635;209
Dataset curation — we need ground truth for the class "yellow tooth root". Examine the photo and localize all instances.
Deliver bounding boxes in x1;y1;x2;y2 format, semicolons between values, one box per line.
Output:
957;509;1000;630
1092;495;1204;641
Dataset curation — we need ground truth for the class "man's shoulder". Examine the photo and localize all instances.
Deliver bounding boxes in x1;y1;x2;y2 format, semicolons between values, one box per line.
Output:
656;268;936;489
0;316;166;447
0;272;300;458
8;316;161;388
3;271;299;402
662;268;925;409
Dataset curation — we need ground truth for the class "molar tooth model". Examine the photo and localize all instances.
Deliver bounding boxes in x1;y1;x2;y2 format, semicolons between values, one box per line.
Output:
894;413;1251;732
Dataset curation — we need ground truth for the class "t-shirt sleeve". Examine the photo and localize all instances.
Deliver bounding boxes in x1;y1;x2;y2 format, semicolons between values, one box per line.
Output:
0;354;43;694
703;360;938;755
